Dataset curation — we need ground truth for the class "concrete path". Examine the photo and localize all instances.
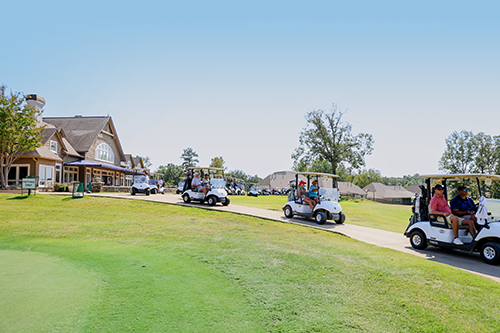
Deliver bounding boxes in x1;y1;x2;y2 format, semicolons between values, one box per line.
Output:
90;192;500;283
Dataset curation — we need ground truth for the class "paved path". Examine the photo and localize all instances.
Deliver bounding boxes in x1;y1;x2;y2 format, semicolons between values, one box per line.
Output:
90;192;500;283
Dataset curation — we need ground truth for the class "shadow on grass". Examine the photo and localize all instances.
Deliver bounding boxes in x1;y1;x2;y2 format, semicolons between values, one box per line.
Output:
6;195;32;200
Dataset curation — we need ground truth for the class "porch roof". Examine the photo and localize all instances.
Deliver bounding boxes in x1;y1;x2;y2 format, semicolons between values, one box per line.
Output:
64;160;144;175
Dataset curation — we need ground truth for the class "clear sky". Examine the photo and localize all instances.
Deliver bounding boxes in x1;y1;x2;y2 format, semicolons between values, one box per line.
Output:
2;1;499;178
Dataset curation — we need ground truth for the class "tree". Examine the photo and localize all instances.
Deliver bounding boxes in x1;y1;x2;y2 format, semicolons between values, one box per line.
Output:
209;156;225;170
136;155;152;169
156;163;184;185
0;86;44;188
439;130;477;173
292;104;374;175
180;148;198;169
353;169;383;189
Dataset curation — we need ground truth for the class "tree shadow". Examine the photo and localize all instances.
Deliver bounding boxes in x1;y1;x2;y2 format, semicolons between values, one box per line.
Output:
6;195;32;200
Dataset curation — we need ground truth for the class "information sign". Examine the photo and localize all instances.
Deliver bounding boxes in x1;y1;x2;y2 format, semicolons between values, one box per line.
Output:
22;178;36;190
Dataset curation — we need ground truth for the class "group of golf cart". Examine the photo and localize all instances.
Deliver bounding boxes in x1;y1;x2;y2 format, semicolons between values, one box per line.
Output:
135;165;500;266
130;175;165;196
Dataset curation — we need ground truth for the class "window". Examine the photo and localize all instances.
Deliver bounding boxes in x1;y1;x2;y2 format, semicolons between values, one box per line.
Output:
95;143;114;163
39;165;54;188
50;140;57;153
63;167;78;183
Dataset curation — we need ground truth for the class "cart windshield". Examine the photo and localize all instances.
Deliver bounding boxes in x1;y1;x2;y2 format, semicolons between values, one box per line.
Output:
210;178;226;188
486;199;500;221
318;187;340;201
133;176;148;183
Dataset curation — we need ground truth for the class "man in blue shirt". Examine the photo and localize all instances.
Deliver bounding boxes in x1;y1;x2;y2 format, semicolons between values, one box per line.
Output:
450;185;479;238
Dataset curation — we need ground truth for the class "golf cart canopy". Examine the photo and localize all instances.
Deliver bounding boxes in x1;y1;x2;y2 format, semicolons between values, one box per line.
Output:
291;171;339;178
421;174;500;182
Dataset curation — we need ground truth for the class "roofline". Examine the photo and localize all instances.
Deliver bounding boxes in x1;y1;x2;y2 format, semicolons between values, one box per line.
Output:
421;174;500;181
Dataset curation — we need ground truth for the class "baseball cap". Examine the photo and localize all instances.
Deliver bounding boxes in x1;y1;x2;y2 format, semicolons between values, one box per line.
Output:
458;185;469;191
433;184;444;191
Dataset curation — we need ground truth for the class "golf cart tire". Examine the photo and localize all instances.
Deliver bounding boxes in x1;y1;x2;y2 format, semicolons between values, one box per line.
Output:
223;197;230;206
207;196;217;206
145;189;150;196
182;194;191;203
151;189;157;194
284;205;294;218
410;230;428;250
335;212;346;224
314;211;327;225
131;188;136;195
480;242;500;265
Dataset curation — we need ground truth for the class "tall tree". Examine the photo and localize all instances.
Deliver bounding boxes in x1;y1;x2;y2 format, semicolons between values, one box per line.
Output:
180;147;199;169
209;156;225;170
439;130;476;173
292;104;374;175
0;86;44;188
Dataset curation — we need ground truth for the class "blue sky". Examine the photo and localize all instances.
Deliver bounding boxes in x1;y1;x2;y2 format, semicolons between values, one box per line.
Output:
2;1;499;178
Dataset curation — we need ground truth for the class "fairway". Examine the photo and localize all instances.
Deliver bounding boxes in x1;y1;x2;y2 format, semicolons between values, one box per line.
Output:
1;194;499;332
229;195;411;233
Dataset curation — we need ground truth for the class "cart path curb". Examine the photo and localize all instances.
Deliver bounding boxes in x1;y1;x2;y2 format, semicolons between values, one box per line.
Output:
49;192;500;283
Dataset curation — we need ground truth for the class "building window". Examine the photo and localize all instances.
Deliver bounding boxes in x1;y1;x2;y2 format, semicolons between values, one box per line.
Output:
39;165;54;188
64;167;78;183
95;143;114;163
50;140;57;153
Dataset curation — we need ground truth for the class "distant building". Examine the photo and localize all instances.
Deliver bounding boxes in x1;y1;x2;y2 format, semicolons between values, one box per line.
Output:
338;181;366;198
363;182;414;205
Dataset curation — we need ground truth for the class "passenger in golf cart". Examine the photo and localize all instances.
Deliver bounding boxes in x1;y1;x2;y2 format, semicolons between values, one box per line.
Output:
298;181;315;210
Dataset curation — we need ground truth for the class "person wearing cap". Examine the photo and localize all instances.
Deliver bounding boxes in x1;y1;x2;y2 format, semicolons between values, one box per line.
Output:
450;185;479;238
430;184;464;245
308;179;320;205
298;180;315;210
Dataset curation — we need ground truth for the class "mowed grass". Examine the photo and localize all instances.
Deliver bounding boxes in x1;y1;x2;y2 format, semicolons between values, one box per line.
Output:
229;195;411;233
1;194;500;332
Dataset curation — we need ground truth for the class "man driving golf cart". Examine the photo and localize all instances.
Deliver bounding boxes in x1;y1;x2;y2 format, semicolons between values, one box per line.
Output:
405;174;500;265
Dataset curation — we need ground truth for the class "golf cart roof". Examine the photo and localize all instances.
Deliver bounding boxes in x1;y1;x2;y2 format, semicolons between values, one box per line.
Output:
420;174;500;182
187;167;225;172
291;171;339;178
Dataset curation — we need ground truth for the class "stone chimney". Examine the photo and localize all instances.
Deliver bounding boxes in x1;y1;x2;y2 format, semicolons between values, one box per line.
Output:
26;94;46;123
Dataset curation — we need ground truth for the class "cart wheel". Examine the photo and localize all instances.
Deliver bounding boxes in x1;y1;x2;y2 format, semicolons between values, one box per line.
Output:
480;242;500;265
284;206;294;218
314;211;327;225
183;194;191;203
207;196;217;206
410;230;428;250
222;197;230;206
335;212;346;224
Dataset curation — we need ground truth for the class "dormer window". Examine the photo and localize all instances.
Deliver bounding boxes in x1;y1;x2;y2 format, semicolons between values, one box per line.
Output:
95;143;114;163
50;140;57;153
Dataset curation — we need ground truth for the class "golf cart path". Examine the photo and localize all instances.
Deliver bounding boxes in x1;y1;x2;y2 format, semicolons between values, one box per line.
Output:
91;192;500;283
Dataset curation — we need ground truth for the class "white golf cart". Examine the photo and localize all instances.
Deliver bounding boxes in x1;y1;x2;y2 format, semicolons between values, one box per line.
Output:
405;174;500;265
181;167;230;206
131;175;150;196
247;185;259;197
282;171;345;225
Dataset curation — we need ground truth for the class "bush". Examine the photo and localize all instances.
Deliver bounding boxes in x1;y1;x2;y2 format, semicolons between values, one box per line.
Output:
54;183;69;192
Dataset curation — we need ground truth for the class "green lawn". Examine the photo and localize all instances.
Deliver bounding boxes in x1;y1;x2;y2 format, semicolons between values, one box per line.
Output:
1;194;499;332
229;195;411;233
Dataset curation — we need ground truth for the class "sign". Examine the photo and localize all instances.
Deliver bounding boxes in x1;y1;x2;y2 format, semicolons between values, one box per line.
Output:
22;178;36;190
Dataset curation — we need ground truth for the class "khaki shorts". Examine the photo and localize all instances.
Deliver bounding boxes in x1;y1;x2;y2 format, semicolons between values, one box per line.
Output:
457;215;472;226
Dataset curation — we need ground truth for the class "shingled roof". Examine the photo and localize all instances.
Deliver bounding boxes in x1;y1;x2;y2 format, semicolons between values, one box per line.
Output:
43;116;125;161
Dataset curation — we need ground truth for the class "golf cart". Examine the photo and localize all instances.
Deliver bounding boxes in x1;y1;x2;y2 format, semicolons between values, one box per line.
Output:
149;178;159;194
181;167;230;206
247;184;259;197
176;182;185;194
131;175;150;196
405;174;500;265
282;171;345;225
